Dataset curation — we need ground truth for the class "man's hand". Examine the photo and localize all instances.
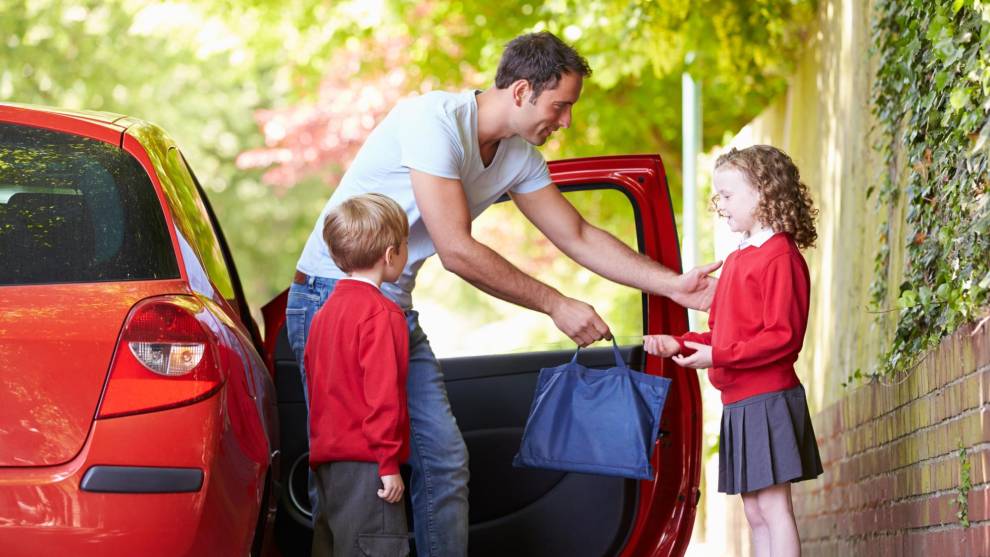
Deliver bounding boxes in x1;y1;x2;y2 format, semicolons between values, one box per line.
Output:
668;261;722;311
672;341;713;369
549;296;611;347
378;474;404;504
643;334;680;358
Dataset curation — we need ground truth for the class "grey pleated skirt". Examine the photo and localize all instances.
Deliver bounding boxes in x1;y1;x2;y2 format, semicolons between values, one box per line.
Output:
718;385;823;495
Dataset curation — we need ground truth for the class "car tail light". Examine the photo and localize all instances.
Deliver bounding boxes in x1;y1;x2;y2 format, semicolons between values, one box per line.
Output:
98;295;224;419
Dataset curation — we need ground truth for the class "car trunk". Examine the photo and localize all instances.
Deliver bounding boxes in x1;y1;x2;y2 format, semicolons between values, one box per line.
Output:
0;281;190;466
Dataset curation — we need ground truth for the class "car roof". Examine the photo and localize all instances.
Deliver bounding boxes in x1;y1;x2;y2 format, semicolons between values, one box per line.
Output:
0;101;129;127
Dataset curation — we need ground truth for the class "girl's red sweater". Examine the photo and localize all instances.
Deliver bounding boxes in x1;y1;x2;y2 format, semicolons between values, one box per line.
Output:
675;233;809;404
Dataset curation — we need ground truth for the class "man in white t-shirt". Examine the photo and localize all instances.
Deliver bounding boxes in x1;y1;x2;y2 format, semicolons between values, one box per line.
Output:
287;31;720;557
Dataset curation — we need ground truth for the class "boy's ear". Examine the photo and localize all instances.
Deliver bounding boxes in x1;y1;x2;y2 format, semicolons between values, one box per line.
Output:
383;245;396;266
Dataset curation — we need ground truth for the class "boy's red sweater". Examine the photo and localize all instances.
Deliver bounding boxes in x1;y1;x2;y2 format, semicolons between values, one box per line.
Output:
304;280;410;476
675;233;809;404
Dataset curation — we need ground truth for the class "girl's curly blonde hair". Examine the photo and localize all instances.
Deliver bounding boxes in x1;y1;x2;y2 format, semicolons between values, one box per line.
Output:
713;145;819;249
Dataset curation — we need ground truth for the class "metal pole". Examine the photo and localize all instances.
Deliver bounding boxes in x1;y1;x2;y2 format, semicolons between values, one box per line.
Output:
682;55;701;329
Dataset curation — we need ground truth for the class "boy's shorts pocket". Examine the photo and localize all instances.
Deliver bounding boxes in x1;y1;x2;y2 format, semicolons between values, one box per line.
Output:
356;534;409;557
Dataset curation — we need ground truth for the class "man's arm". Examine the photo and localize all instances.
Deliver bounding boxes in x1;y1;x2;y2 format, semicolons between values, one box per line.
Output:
510;185;720;310
410;169;610;346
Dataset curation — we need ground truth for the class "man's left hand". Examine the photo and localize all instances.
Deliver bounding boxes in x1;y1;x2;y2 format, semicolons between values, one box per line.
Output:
668;261;722;311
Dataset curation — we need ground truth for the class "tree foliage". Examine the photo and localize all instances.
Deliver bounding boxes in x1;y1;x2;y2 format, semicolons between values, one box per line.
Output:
1;0;815;317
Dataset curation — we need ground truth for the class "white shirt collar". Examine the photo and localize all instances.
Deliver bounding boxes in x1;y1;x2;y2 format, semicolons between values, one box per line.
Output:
340;276;381;289
738;229;777;250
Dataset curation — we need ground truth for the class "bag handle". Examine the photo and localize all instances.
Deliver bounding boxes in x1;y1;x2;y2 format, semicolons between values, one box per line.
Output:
570;337;626;369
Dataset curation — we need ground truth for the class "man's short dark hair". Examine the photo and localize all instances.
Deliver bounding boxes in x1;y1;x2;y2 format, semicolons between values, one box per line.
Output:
495;31;591;102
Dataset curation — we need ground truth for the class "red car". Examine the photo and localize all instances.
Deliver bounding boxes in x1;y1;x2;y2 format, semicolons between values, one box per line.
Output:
262;155;702;556
0;104;279;556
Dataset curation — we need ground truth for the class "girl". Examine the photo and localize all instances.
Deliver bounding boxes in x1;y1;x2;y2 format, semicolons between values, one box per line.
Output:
645;145;822;557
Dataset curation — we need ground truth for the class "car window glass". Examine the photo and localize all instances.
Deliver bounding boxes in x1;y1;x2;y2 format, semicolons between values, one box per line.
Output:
162;147;235;303
0;122;178;285
416;186;644;357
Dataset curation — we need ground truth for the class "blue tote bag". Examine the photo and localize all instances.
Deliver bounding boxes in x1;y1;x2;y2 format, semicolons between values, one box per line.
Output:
513;340;672;481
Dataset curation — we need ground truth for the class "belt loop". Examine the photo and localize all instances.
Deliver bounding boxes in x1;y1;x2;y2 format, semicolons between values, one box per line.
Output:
307;274;315;287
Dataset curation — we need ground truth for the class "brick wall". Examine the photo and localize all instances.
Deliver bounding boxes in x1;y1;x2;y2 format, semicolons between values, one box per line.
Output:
794;323;990;556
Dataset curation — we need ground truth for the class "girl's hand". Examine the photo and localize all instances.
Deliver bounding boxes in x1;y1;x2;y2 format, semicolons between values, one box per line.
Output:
643;335;680;358
378;474;404;503
672;341;713;369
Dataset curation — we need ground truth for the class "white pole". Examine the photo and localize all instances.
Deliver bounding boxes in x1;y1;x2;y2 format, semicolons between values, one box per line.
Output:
682;55;701;329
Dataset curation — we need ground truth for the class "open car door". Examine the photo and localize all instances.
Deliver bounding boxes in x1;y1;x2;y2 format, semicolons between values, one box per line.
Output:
263;154;701;556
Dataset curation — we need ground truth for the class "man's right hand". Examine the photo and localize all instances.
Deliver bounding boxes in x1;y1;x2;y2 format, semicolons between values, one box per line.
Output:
549;296;611;347
668;261;722;311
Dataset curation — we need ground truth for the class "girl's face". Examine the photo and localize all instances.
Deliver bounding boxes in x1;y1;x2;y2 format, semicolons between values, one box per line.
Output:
713;166;763;235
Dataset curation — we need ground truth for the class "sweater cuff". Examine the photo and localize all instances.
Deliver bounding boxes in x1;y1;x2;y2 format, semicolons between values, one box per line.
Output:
378;458;400;477
711;344;728;368
673;336;697;356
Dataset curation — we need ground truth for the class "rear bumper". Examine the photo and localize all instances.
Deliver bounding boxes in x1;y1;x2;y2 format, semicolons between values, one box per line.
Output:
0;390;267;556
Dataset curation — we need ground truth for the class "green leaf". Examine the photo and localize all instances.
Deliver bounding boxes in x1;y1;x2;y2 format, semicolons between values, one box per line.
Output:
950;87;972;111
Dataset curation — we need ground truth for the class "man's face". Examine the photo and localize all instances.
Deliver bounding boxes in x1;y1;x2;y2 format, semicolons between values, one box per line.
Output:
515;71;583;146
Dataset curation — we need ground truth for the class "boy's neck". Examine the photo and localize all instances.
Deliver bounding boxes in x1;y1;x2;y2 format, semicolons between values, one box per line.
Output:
346;269;384;288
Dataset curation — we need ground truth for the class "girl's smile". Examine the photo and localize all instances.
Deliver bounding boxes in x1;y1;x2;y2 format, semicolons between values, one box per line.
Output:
714;166;765;237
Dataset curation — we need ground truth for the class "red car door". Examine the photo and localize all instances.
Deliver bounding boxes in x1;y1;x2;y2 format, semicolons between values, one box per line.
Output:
263;154;700;556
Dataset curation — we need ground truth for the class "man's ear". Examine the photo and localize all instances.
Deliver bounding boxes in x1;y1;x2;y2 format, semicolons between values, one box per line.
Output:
510;79;531;107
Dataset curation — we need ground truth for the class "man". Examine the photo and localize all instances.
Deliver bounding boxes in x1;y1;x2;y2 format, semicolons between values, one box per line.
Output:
287;31;720;557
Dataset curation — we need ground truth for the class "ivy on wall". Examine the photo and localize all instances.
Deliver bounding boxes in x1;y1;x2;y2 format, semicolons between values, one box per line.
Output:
869;0;990;378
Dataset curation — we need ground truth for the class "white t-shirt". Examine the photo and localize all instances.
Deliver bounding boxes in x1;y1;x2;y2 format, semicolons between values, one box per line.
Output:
296;90;553;309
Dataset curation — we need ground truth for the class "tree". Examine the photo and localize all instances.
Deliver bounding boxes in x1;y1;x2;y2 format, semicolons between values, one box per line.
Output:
1;0;815;321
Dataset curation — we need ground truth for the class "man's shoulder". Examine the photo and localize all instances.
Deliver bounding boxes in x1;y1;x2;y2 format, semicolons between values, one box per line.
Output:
402;90;473;120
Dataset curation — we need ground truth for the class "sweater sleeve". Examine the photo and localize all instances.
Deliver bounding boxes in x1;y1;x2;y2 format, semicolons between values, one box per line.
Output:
357;310;410;476
711;253;809;369
672;299;716;354
672;331;712;355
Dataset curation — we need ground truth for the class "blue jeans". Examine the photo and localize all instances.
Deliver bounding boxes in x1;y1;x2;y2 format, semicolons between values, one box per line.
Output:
286;276;470;557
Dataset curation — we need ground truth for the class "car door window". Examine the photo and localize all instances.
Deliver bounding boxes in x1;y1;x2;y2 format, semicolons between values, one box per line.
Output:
415;186;643;357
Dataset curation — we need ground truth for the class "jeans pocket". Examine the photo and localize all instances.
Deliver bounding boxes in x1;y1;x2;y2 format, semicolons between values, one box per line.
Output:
285;307;309;361
356;534;410;557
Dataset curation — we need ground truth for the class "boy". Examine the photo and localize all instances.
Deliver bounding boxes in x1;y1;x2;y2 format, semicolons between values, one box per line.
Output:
304;193;411;556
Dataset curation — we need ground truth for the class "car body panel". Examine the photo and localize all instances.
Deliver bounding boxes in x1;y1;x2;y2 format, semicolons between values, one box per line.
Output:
0;393;259;557
0;103;126;145
0;279;189;467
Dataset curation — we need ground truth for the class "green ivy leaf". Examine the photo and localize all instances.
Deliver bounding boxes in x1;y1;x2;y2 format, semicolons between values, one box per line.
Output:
949;87;972;111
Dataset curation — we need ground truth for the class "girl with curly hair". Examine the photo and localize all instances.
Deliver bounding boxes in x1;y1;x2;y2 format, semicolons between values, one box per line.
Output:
644;145;822;557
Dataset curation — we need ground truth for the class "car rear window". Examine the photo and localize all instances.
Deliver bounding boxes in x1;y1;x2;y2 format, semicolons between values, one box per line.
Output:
0;121;179;285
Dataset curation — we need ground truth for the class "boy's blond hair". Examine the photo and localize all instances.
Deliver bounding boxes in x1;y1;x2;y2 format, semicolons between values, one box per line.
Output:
322;193;409;273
